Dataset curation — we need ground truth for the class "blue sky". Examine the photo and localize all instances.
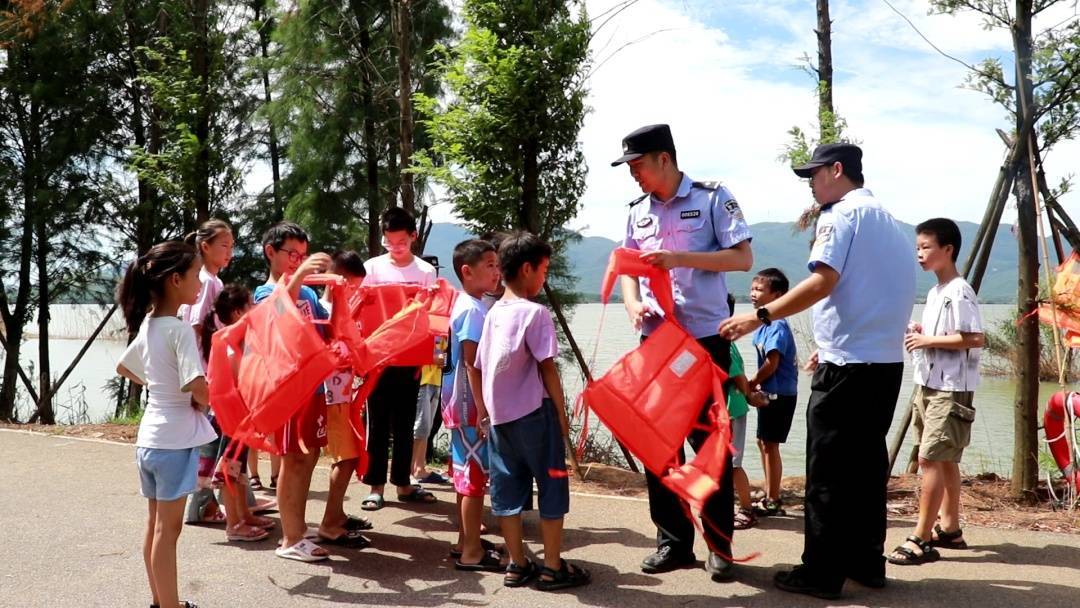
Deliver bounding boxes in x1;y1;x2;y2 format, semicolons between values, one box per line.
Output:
431;0;1079;242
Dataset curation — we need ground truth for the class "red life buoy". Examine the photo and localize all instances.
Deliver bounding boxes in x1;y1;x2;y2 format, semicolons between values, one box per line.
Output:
1044;391;1080;488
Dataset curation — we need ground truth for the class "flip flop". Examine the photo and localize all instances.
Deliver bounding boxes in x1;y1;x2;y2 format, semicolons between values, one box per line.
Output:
249;476;264;491
416;471;450;485
344;515;373;531
450;538;499;559
318;529;372;549
360;493;384;511
397;487;437;504
275;539;329;562
252;498;278;514
226;524;270;542
455;549;505;572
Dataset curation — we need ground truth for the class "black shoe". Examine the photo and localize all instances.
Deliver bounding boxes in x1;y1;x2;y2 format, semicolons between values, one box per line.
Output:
705;552;735;582
774;566;842;600
848;572;887;589
641;546;695;573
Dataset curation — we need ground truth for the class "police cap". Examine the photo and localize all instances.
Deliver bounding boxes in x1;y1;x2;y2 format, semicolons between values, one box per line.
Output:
792;142;862;178
611;124;676;166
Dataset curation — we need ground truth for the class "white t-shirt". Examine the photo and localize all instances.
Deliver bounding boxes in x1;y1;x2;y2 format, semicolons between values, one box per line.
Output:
119;316;217;450
913;277;983;392
362;254;436;287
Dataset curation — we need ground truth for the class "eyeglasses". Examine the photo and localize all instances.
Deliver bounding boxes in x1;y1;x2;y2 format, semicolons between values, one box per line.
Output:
276;247;307;263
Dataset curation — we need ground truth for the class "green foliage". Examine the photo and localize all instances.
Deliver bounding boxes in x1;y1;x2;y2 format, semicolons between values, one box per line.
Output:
413;0;591;297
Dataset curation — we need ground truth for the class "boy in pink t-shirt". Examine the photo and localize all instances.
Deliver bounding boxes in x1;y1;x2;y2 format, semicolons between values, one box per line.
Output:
475;232;591;591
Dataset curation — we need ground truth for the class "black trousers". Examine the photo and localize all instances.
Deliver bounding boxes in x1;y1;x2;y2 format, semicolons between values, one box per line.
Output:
644;334;735;556
802;361;903;588
363;366;420;488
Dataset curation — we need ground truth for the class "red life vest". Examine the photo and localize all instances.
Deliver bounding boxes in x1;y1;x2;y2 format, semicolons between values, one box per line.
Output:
207;282;338;455
351;279;457;368
1044;391;1080;488
576;247;743;558
1036;252;1080;348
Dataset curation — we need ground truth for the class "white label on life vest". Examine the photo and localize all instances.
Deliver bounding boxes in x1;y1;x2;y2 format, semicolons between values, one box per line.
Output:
324;370;354;405
669;349;698;378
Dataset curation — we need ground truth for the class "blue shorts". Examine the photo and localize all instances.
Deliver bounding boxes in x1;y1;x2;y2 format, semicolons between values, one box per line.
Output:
137;447;200;501
489;399;569;520
451;426;489;498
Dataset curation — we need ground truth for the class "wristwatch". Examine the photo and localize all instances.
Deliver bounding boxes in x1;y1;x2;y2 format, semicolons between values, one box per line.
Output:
756;306;772;326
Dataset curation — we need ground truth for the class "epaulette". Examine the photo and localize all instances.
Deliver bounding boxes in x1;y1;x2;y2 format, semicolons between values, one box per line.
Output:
628;193;648;207
692;180;722;190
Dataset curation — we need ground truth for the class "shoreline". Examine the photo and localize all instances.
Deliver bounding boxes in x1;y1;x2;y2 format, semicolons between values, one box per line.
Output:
4;421;1077;535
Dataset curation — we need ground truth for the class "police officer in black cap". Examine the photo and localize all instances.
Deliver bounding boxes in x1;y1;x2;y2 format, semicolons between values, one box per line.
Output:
615;124;754;582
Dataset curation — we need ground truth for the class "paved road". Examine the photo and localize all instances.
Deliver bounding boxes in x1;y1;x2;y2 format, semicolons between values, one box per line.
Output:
2;429;1078;607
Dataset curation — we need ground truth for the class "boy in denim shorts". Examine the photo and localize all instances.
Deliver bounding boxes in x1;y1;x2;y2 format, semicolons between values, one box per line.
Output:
475;232;591;591
889;218;983;566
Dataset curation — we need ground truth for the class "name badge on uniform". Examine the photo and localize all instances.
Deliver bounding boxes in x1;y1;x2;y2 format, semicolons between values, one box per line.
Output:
636;217;653;228
680;210;701;219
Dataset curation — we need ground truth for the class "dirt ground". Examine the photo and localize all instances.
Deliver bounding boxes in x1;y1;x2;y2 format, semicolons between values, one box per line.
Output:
7;422;1079;534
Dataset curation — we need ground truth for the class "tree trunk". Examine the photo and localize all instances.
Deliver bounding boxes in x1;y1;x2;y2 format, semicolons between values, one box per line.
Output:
254;0;283;219
361;25;382;258
520;136;540;234
34;201;54;425
396;0;415;215
1010;0;1040;498
815;0;833;139
191;0;211;224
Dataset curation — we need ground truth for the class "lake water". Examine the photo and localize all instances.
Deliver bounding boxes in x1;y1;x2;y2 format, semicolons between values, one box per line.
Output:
2;303;1063;480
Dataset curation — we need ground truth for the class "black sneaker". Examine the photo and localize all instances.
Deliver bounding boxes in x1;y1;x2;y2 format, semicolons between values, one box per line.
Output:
705;552;735;582
774;566;842;600
640;546;696;573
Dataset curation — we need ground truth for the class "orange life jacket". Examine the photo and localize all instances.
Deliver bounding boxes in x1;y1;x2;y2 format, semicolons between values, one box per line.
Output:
576;247;743;558
1036;252;1080;347
207;282;338;455
1044;391;1080;488
351;279;457;367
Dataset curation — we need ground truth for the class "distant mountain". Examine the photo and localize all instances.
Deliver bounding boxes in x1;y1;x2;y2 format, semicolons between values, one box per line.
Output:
421;221;1027;303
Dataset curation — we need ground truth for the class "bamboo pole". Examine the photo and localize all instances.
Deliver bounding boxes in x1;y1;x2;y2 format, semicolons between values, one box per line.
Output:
543;282;640;476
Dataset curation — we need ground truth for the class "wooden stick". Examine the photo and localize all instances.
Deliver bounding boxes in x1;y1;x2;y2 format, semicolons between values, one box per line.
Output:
29;304;118;424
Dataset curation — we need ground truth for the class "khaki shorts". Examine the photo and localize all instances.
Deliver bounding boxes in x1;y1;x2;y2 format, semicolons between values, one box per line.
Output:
324;403;362;463
912;385;976;463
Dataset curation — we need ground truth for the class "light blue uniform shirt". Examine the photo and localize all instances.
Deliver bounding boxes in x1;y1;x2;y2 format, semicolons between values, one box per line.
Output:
623;174;752;339
808;188;916;364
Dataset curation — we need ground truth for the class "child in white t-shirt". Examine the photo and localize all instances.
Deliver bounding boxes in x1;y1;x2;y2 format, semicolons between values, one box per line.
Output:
117;240;215;608
889;218;983;567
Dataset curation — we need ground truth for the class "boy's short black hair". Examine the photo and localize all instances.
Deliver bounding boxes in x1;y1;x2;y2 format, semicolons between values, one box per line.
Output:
331;250;366;278
381;206;417;234
916;218;962;262
479;230;512;252
262;221;309;261
753;267;789;295
452;239;496;282
498;231;552;282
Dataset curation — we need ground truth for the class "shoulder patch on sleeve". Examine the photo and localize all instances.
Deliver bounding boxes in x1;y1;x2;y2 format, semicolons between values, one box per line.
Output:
816;224;833;240
628;193;648;207
722;198;744;221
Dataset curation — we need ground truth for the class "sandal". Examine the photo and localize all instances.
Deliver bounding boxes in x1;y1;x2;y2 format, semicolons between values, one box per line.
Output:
226;523;270;542
734;507;758;530
269;475;278;490
536;559;592;591
931;524;968;549
344;515;373;531
397;487;437;504
275;538;329;562
252;497;278;514
244;515;276;530
752;497;785;516
318;528;371;549
249;476;264;491
504;560;539;588
450;538;499;559
887;535;941;566
360;493;385;511
198;509;227;525
455;549;505;572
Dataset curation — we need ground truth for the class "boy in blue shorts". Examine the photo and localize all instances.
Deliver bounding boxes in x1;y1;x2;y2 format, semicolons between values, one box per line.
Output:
443;239;503;571
475;232;591;591
749;268;799;516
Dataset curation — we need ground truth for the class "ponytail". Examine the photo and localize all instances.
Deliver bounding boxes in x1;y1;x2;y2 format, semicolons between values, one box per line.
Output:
188;218;232;251
116;241;199;335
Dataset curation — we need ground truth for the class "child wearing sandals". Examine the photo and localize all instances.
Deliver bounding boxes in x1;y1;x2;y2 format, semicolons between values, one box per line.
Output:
728;343;768;530
443;239;503;572
198;285;276;543
117;241;214;608
889;219;982;566
475;232;591;591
